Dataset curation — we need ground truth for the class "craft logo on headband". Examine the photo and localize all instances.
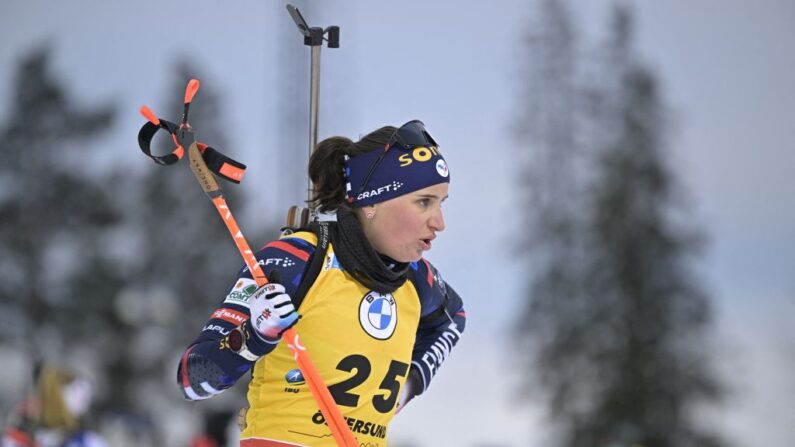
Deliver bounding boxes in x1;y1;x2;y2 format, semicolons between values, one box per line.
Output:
345;141;450;207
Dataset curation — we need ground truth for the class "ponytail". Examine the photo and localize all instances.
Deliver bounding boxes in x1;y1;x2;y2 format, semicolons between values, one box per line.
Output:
308;126;396;212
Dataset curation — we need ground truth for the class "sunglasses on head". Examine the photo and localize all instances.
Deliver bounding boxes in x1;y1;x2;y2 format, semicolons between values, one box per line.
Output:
356;120;438;198
386;119;438;151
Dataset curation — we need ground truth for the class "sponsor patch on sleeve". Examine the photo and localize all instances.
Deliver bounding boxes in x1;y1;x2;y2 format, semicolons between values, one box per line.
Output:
211;308;248;326
223;278;259;307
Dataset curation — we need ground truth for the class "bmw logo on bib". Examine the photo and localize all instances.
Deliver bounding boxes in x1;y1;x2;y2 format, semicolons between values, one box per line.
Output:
359;291;397;340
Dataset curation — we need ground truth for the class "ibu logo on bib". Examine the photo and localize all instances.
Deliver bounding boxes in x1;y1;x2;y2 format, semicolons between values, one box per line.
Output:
359;291;398;340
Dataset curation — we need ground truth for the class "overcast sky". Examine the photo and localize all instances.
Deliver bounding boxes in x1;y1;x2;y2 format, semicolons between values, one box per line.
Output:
1;1;794;446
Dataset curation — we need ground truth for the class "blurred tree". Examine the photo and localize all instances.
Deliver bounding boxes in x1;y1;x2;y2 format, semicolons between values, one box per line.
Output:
0;44;119;365
514;3;725;447
513;0;592;410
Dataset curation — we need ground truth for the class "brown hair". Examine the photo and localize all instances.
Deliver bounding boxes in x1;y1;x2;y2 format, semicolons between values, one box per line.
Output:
38;367;78;430
308;126;396;212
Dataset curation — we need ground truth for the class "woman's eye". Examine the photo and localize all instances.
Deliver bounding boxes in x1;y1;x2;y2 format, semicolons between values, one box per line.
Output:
418;199;430;207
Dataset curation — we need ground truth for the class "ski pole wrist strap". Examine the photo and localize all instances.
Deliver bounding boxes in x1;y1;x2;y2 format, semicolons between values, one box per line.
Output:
137;119;247;183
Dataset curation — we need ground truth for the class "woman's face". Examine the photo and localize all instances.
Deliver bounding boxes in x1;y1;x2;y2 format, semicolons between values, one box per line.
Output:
359;182;449;263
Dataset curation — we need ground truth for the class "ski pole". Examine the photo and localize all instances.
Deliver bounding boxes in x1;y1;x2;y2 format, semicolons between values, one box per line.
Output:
138;79;358;447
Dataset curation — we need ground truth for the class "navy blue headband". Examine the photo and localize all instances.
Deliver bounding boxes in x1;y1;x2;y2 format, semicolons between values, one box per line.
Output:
344;144;450;207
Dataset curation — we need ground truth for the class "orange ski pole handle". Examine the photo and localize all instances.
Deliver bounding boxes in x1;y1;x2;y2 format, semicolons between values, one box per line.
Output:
186;140;358;447
140;105;160;125
184;78;200;104
180;78;201;125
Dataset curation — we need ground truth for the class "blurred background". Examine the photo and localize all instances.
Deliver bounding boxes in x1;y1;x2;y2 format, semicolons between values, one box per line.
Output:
1;1;793;446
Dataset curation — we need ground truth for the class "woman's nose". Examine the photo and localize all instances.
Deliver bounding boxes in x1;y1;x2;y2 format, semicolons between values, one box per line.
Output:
429;208;445;232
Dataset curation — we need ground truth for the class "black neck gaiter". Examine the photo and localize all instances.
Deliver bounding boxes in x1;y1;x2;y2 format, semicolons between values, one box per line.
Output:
330;208;409;293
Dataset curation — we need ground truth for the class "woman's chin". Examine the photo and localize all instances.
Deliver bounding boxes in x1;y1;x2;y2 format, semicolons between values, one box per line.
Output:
407;249;424;263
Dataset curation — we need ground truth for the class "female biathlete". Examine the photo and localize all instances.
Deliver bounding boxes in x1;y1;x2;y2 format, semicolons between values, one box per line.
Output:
177;120;466;447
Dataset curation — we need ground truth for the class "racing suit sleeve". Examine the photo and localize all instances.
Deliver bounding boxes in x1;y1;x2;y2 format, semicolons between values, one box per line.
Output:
176;236;315;400
407;259;467;397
